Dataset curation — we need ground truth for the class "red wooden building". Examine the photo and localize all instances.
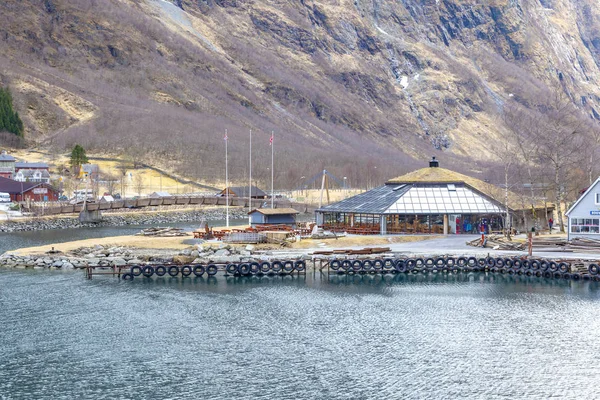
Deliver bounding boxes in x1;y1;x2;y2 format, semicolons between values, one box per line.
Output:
0;177;59;202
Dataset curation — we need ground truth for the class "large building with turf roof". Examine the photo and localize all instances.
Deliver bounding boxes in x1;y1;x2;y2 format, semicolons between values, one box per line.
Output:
316;158;553;235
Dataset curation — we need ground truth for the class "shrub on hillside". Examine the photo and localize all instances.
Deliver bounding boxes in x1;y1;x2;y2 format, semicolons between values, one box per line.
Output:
0;87;24;137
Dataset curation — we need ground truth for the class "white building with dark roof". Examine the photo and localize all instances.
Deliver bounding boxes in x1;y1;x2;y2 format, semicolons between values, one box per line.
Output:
13;168;51;183
565;177;600;240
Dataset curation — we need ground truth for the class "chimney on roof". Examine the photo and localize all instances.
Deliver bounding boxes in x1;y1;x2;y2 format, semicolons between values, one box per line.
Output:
429;156;439;168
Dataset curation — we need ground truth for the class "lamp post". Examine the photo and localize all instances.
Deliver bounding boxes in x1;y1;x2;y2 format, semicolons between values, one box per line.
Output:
343;177;347;198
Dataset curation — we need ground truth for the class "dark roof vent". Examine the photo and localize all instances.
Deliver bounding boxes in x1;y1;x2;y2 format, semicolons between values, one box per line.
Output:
429;156;439;168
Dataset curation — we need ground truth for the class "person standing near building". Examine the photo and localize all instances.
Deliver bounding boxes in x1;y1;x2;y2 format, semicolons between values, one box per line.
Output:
548;218;553;233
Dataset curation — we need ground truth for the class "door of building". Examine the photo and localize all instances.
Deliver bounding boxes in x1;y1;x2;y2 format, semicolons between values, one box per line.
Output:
449;214;461;234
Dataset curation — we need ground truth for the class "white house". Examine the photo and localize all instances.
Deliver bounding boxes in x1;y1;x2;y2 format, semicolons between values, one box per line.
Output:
565;177;600;240
13;168;51;183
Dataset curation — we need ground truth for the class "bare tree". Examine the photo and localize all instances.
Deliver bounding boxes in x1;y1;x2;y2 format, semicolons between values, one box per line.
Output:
133;173;144;196
502;103;543;229
531;94;586;232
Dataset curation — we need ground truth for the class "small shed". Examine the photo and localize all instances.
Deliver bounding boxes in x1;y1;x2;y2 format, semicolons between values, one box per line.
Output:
565;177;600;240
148;191;171;198
248;208;299;227
99;195;115;203
220;186;268;198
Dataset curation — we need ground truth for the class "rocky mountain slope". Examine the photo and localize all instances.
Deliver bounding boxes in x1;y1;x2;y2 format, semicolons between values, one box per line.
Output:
0;0;599;186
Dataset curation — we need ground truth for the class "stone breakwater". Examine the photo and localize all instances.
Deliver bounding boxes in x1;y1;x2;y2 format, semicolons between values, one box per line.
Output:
0;208;247;233
0;243;310;270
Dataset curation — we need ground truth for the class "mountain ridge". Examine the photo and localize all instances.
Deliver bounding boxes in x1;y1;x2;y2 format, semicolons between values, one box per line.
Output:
0;0;599;187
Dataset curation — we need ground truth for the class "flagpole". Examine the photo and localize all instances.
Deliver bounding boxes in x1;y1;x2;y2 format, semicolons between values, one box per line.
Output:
271;130;274;209
225;128;229;228
248;129;252;225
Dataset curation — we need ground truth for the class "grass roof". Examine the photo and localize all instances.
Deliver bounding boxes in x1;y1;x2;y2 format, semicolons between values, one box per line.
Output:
388;167;550;211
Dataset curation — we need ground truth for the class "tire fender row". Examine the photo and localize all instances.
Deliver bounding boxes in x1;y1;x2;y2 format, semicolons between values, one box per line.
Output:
121;260;307;280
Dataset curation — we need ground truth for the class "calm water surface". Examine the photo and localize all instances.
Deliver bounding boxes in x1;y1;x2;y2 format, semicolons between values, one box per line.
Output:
1;270;599;399
0;218;247;254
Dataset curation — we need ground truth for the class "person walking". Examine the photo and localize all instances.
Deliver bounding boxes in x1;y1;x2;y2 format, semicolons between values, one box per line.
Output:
548;218;554;233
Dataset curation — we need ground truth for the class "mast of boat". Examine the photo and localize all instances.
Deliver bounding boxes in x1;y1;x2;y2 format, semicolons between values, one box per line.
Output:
270;130;274;209
248;129;252;225
225;129;229;228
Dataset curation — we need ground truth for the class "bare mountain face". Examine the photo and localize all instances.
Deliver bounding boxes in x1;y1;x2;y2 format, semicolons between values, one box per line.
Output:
0;0;599;186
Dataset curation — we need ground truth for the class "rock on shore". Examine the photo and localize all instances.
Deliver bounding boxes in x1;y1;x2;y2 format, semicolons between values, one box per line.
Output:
0;243;312;270
0;208;247;233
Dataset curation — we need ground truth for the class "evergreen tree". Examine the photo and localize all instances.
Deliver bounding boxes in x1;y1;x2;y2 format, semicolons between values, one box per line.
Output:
0;87;24;137
70;144;89;175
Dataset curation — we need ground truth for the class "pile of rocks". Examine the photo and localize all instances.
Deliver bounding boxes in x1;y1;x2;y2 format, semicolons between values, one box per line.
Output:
0;208;247;233
175;243;311;265
0;242;311;270
0;254;83;269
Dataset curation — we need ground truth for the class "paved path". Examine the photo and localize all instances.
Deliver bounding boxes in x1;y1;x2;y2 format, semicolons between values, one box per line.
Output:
387;235;599;260
303;234;600;261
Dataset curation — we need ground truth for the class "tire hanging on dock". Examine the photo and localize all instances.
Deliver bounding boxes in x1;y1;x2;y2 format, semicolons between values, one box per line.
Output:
239;263;251;275
330;260;341;271
122;272;134;280
226;263;238;275
294;260;306;272
341;260;352;271
558;262;569;273
181;265;193;277
193;265;205;277
351;260;363;272
413;258;425;270
260;262;272;273
155;266;166;276
249;262;261;274
394;259;406;273
206;264;218;276
384;258;395;270
142;266;154;277
373;259;384;271
168;266;179;277
588;264;599;275
272;261;283;273
283;261;295;273
130;266;142;276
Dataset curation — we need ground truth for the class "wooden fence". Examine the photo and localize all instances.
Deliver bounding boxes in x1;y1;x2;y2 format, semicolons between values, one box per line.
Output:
27;196;316;216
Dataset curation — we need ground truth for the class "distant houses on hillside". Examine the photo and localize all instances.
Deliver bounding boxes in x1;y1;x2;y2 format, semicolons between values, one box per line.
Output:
0;150;51;183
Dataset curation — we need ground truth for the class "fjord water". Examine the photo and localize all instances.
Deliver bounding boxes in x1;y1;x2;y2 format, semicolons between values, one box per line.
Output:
1;271;599;400
0;218;248;255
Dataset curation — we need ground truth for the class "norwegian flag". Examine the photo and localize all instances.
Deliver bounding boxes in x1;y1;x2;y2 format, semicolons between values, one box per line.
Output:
269;134;273;145
224;132;228;141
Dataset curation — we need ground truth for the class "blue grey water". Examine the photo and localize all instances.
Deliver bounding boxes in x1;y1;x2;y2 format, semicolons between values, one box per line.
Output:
1;270;599;400
0;218;247;255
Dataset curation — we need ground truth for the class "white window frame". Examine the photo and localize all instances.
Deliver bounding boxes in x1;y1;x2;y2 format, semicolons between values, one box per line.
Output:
596;193;600;205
